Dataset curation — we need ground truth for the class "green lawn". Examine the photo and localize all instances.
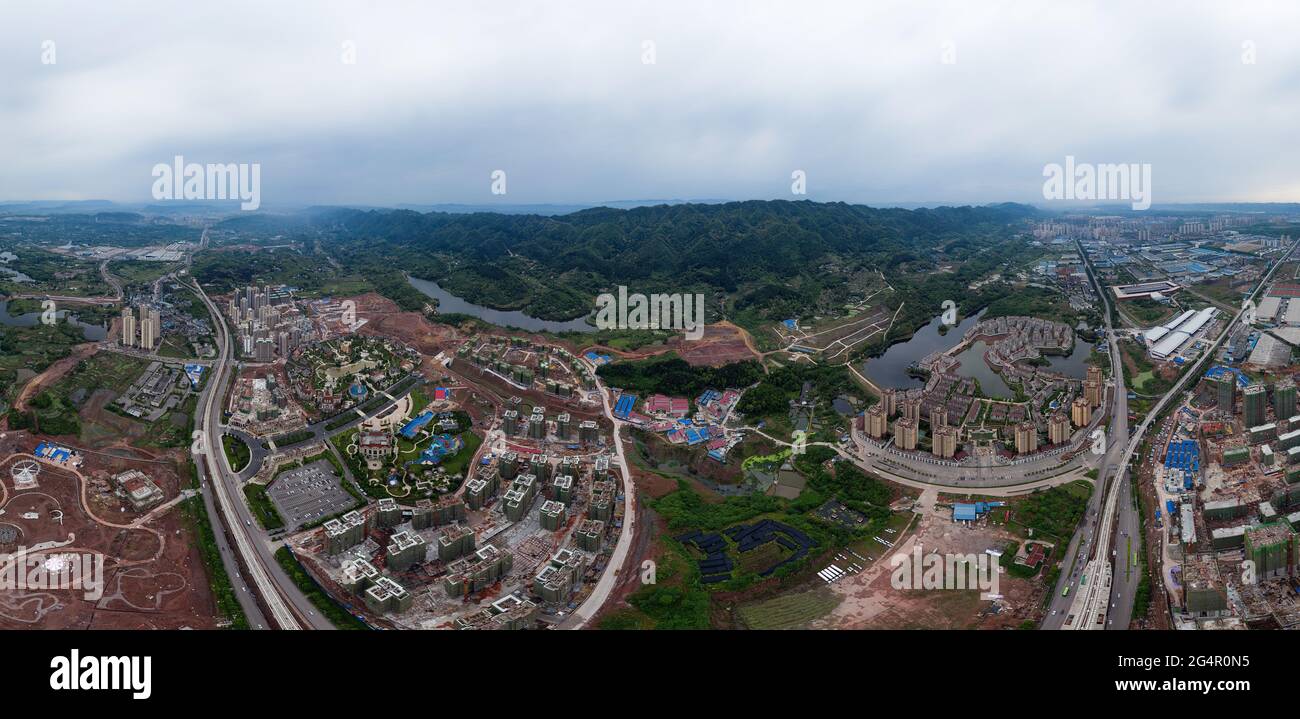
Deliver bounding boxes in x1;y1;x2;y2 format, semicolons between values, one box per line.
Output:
223;433;251;472
243;482;284;530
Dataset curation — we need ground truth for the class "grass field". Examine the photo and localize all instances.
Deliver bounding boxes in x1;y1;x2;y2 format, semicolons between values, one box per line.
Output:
737;587;842;629
439;430;483;477
179;459;249;629
53;352;149;396
243;482;284;530
223;434;251;472
737;541;792;574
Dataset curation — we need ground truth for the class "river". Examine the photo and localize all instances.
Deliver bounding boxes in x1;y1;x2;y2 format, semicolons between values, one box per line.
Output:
407;276;596;333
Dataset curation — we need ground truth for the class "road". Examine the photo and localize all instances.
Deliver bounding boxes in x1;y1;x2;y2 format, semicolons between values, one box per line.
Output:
189;274;333;630
1049;236;1299;630
1043;242;1128;628
561;359;638;629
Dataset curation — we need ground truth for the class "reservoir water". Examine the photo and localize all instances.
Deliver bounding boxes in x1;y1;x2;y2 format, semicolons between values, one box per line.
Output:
407;275;596;333
864;309;1094;394
0;300;107;341
862;310;987;390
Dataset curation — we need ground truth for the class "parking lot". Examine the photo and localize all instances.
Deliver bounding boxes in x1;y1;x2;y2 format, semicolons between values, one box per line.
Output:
267;459;358;529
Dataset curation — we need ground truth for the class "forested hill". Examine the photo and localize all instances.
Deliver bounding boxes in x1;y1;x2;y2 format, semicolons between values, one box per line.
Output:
213;200;1042;328
317;200;1037;284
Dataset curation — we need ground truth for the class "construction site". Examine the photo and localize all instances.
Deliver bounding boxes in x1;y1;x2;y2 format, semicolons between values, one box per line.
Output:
0;430;220;629
286;445;626;629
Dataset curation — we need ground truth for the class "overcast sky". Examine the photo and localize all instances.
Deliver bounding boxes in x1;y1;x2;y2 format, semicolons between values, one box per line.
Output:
3;0;1300;208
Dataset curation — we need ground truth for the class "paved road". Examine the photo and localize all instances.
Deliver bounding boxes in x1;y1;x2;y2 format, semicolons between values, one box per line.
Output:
562;359;637;630
1047;236;1300;630
1043;241;1128;629
189;276;333;630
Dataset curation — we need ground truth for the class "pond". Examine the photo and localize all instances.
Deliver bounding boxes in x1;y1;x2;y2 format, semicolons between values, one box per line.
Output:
407;276;596;334
0;299;108;341
864;309;1095;395
862;310;986;390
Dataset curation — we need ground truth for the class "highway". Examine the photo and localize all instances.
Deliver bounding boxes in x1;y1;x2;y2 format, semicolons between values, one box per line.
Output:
189;274;334;630
1051;236;1299;629
1042;242;1128;628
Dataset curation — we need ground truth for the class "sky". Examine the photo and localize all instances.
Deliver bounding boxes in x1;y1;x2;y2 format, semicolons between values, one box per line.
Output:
3;0;1300;208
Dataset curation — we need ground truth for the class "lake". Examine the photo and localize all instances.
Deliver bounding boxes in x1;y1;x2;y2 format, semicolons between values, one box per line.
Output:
0;300;107;341
862;310;986;390
864;310;1094;395
407;276;596;334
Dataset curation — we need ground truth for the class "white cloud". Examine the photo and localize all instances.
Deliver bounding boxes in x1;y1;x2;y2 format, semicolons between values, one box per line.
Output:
1;0;1299;206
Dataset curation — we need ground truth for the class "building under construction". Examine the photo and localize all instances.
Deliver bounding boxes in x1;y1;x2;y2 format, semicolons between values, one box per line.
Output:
444;545;514;598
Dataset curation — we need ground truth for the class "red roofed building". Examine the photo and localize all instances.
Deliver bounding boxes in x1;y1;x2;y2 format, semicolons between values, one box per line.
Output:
645;394;690;418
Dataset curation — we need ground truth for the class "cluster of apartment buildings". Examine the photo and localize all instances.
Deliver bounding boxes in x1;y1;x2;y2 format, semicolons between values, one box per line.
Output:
862;365;1101;459
226;284;314;362
119;304;161;350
